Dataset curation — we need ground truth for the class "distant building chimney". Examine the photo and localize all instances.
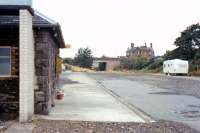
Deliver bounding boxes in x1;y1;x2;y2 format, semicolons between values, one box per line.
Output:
131;43;134;50
145;43;147;47
150;43;153;48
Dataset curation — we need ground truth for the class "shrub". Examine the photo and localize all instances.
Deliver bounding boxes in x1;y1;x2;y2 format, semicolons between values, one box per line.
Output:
119;57;149;70
133;57;149;70
147;58;163;70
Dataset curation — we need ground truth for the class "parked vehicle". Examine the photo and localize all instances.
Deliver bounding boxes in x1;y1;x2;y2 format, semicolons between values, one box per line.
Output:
163;59;189;75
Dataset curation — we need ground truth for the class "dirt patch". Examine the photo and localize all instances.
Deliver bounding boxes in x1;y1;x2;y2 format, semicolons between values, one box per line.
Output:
32;120;199;133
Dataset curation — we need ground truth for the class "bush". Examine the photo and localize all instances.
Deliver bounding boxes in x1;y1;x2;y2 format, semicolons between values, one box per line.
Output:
119;57;149;70
117;56;164;72
189;61;197;72
133;57;149;70
147;58;163;70
119;58;134;70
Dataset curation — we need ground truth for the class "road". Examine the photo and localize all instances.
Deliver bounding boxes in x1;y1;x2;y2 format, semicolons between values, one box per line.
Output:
87;72;200;131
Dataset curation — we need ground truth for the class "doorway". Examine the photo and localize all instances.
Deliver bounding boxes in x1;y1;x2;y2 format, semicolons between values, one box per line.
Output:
99;62;107;71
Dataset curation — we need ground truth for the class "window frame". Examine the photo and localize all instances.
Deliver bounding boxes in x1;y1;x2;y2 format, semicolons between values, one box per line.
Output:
0;46;12;77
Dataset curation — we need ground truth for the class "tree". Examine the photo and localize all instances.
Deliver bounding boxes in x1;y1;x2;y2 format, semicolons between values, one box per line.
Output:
63;58;74;65
194;51;200;61
194;51;200;67
174;23;200;60
74;47;93;68
163;48;184;60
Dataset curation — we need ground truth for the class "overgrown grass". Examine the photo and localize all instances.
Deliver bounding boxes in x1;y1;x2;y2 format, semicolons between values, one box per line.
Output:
65;64;94;73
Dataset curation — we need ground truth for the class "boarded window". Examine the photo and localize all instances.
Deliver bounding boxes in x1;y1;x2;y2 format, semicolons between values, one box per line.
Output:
0;47;11;76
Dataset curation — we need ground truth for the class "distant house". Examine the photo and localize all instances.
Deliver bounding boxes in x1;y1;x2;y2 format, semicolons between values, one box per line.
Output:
93;56;120;71
0;4;65;122
126;43;154;60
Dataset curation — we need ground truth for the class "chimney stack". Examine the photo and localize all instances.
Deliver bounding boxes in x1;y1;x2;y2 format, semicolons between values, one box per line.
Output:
145;42;147;47
150;43;153;48
131;43;134;50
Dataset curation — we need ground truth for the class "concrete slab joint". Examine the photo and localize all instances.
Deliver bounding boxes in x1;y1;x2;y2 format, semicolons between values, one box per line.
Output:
19;9;35;122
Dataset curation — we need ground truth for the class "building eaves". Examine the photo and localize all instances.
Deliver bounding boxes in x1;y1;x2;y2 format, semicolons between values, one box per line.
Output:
0;10;65;48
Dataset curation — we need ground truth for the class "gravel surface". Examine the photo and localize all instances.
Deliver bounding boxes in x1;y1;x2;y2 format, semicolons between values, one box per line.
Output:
0;120;15;133
32;120;199;133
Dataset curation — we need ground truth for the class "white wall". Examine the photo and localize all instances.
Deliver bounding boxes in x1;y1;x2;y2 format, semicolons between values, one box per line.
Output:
19;9;35;122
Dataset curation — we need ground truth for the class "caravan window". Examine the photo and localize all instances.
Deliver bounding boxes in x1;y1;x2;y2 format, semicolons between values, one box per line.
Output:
0;47;11;76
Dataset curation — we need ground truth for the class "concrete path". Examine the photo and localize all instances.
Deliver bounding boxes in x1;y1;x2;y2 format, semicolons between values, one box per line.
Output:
38;72;147;122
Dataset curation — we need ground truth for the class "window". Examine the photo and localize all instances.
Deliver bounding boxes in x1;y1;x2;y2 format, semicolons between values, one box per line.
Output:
0;47;11;76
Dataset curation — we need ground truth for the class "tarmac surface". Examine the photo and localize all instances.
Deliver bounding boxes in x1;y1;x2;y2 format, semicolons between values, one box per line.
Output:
87;72;200;131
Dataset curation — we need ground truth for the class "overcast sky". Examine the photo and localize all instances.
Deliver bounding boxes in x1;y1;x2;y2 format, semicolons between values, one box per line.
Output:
33;0;200;58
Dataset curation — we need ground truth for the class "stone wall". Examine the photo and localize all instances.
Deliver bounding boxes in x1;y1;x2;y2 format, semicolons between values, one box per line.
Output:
93;59;120;71
34;30;59;114
0;10;60;121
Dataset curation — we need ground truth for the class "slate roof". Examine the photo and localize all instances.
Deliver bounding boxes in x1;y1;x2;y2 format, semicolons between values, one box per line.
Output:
34;11;57;26
0;10;65;48
0;11;56;27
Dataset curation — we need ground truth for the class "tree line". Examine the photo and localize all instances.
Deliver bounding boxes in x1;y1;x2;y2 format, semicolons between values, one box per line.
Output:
118;23;200;72
63;23;200;72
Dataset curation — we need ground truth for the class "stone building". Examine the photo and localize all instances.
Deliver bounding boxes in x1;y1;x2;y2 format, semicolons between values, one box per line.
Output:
0;1;65;122
93;57;120;71
126;43;155;59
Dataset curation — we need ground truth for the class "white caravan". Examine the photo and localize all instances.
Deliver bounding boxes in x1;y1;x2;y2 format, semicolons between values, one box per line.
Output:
163;59;189;75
